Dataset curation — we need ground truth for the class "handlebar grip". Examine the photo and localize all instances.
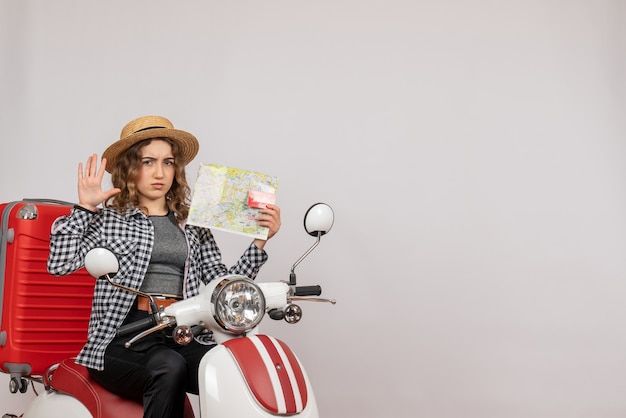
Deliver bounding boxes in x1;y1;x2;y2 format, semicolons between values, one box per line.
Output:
294;285;322;297
117;316;157;338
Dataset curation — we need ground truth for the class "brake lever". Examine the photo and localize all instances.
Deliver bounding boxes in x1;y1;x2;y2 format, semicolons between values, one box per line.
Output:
291;297;337;304
124;316;176;348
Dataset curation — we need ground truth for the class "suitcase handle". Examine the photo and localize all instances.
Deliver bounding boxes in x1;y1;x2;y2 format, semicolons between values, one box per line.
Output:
22;198;76;206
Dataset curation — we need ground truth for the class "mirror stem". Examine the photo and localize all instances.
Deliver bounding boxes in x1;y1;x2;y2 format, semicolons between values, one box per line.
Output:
289;232;322;285
101;274;158;313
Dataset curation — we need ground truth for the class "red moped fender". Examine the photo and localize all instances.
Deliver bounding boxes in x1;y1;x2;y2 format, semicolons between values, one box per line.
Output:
199;334;319;417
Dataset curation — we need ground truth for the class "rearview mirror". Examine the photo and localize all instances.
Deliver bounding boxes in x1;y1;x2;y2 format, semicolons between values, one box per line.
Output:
84;247;119;279
304;203;334;237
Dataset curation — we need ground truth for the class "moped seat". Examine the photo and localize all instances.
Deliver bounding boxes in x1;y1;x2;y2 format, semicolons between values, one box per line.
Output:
47;358;195;418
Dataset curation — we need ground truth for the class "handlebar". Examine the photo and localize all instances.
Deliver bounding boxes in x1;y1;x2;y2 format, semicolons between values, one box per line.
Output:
294;285;322;297
116;283;329;341
117;316;157;338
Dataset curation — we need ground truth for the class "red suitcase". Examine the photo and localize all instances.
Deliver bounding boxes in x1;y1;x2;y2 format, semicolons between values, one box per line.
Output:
0;199;95;392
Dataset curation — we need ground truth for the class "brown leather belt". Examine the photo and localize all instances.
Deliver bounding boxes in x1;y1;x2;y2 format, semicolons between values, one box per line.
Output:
136;296;180;313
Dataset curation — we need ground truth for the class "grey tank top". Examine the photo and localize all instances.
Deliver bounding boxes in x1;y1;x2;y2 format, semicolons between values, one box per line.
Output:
139;212;187;297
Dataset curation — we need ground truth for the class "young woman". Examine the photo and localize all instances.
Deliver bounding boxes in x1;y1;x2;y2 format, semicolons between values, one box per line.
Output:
47;115;281;418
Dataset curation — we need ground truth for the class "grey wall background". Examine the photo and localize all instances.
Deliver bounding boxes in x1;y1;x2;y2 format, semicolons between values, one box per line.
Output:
2;1;626;417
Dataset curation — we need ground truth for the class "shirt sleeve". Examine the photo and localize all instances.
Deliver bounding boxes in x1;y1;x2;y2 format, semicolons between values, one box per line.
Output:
235;242;269;279
47;207;101;276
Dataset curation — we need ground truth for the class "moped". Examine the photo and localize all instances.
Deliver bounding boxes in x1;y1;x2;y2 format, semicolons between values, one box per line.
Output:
9;202;335;418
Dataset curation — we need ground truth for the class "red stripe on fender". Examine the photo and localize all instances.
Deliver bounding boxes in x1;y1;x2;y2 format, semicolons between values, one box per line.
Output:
223;337;279;413
277;338;308;408
257;335;298;413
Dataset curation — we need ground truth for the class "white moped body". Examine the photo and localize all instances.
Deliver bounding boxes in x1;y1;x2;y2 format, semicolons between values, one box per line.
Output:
23;392;91;417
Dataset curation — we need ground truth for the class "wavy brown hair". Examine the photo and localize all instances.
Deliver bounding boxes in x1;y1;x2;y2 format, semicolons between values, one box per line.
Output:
105;138;192;220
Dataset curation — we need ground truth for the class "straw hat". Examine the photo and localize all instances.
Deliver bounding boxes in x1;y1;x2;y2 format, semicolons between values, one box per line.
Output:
102;115;199;173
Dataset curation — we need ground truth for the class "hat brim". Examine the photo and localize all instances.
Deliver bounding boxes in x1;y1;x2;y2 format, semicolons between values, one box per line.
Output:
102;128;199;173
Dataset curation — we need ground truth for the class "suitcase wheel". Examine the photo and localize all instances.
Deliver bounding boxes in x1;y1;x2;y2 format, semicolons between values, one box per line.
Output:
8;377;28;394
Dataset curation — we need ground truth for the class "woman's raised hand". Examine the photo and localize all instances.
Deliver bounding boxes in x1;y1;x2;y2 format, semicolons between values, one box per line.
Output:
77;154;121;211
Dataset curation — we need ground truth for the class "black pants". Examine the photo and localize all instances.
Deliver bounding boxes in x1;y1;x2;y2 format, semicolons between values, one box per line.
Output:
88;309;215;418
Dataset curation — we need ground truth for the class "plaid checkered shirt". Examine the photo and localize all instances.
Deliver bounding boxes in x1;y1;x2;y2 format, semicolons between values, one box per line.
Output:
47;206;268;371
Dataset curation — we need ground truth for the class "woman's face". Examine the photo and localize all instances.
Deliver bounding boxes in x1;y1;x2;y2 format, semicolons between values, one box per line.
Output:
135;139;176;207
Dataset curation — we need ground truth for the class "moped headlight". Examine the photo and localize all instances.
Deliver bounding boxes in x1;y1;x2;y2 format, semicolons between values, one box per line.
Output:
212;277;266;333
